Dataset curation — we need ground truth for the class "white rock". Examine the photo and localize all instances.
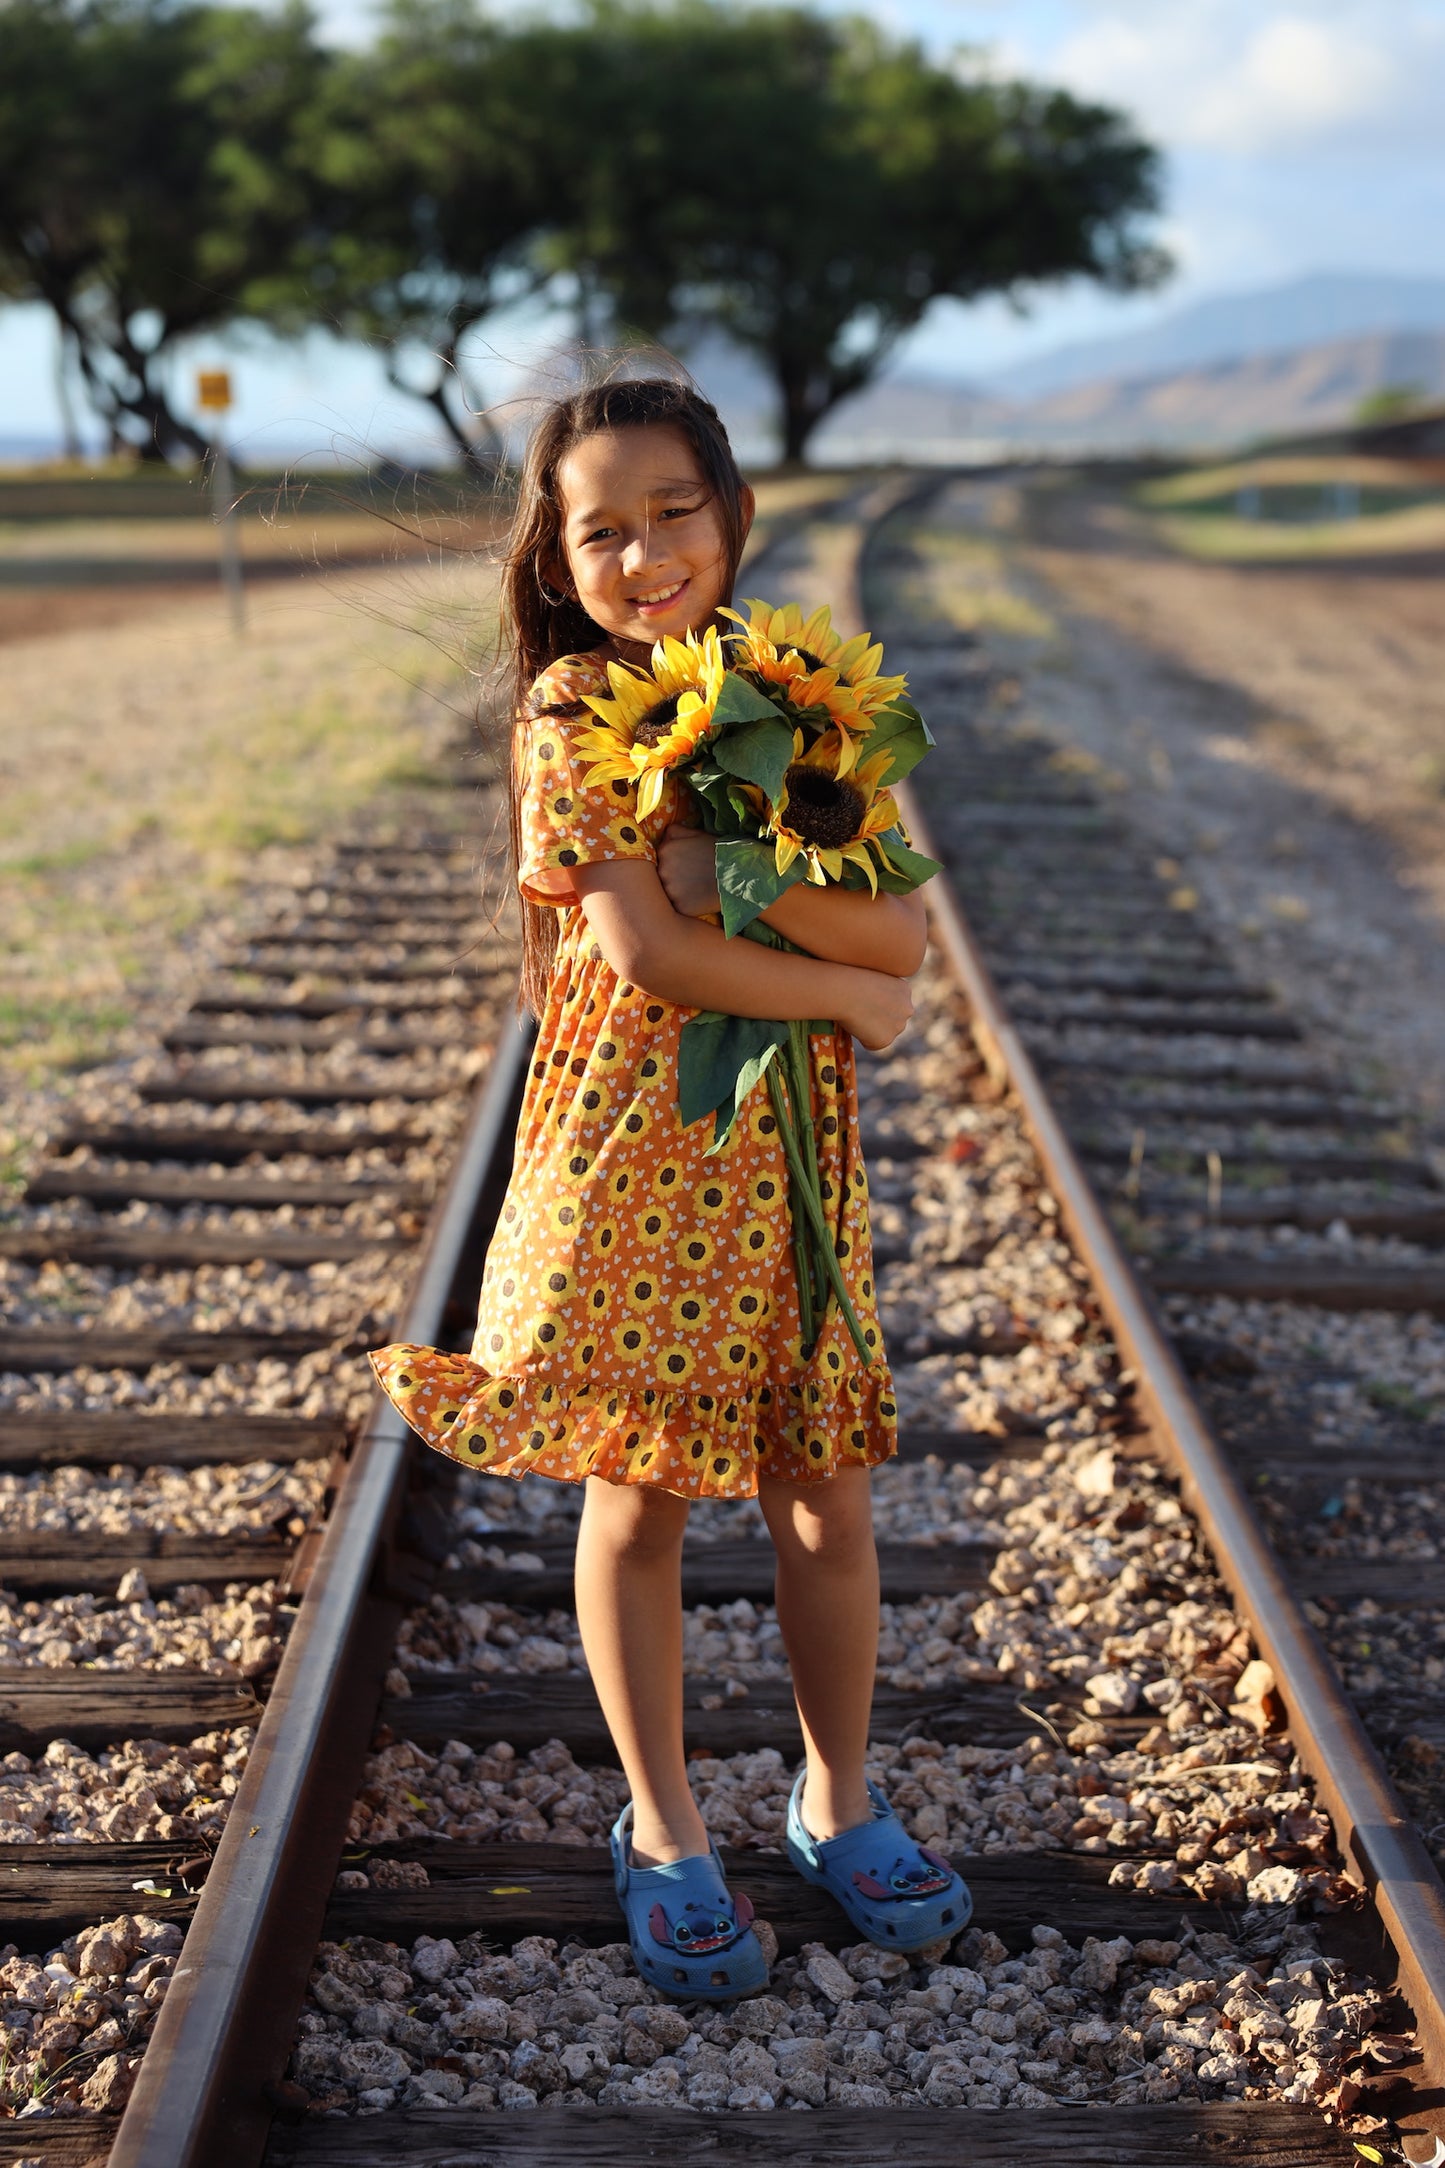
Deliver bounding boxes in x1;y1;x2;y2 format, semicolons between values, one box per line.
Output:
337;2040;409;2089
410;1936;459;1985
804;1946;858;2004
448;1997;510;2043
1083;1670;1139;1716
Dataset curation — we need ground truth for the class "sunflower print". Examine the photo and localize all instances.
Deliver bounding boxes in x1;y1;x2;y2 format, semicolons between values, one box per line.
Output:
369;649;898;1501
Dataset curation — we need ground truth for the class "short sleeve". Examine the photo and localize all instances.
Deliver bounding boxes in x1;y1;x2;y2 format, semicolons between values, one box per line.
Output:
518;656;657;907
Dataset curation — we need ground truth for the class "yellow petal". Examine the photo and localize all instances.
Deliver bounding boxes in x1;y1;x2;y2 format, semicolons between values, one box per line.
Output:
637;768;664;819
842;843;879;895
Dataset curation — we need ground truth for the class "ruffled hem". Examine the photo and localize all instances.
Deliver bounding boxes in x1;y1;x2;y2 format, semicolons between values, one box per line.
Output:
368;1343;898;1500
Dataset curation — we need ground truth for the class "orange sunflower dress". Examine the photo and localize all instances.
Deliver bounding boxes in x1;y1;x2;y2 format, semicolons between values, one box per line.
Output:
369;650;898;1501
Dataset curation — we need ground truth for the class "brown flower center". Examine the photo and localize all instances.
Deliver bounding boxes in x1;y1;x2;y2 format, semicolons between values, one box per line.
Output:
786;646;829;674
632;694;682;746
783;764;865;850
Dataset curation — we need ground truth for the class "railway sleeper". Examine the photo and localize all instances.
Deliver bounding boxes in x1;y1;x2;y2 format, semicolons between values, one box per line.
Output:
43;1121;429;1160
24;1167;429;1210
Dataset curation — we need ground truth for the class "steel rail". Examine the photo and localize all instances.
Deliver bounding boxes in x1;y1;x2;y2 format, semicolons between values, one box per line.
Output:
109;1015;534;2168
892;761;1445;2087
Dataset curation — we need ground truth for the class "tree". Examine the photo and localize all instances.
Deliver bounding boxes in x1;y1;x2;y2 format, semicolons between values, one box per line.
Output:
1354;384;1428;427
275;0;565;472
0;0;331;463
548;3;1170;462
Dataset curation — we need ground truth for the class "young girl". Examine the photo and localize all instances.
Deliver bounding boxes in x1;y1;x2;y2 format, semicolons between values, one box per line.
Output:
371;376;972;2001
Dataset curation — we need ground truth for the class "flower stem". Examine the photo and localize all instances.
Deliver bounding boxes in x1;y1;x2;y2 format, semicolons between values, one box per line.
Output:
765;1056;873;1367
787;1017;827;1319
768;1060;817;1357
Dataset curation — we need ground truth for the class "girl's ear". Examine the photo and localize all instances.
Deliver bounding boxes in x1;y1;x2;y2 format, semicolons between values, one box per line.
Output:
540;555;574;605
739;481;757;544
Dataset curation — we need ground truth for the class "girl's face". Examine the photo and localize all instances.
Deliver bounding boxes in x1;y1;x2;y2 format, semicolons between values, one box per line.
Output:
552;424;753;656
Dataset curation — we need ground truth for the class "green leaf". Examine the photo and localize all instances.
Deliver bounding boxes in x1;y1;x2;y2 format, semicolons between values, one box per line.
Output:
678;1009;788;1140
716;836;805;936
686;765;750;836
710;674;796;804
710;1037;785;1151
865;697;935;785
875;826;941;888
710;669;783;730
712;715;796;804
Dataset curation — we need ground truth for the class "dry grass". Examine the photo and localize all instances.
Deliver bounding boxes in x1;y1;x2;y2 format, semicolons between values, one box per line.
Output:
0;464;854;1091
1;555;494;1083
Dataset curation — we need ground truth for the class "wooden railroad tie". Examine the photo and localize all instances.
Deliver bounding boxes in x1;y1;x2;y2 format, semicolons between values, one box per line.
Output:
437;1539;994;1611
163;1018;472;1055
0;1529;293;1593
0;1327;351;1376
380;1671;1122;1761
0;1228;412;1268
25;1166;429;1209
262;2101;1355;2165
1145;1257;1445;1315
0;1411;347;1469
46;1121;427;1160
137;1073;460;1105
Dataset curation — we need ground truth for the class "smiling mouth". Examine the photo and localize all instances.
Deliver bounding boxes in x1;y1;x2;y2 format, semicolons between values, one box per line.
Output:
633;578;687;608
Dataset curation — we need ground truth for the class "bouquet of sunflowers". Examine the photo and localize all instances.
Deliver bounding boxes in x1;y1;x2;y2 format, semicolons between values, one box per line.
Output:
575;599;937;1364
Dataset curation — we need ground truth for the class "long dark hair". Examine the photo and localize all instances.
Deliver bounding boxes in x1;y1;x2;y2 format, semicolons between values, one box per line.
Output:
500;372;750;1014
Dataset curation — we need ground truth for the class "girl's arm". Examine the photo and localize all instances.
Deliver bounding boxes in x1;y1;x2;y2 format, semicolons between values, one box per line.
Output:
657;825;927;975
570;860;914;1049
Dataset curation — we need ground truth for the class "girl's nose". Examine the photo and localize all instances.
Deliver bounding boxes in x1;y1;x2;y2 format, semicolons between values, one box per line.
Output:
621;529;666;576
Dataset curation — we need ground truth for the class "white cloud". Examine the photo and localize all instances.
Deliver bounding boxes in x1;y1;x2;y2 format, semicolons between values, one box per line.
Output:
1047;1;1440;154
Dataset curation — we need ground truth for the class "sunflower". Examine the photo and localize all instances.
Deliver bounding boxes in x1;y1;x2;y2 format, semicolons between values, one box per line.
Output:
759;732;903;891
719;599;908;772
574;626;725;818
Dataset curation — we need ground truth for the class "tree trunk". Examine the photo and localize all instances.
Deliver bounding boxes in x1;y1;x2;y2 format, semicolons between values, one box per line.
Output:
777;363;830;468
67;320;211;468
53;324;84;462
386;332;504;480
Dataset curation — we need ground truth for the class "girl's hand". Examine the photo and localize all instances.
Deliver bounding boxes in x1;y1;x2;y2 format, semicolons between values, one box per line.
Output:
844;967;915;1050
657;825;721;919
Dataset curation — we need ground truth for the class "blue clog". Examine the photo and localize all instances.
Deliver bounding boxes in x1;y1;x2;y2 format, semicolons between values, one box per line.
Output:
609;1802;769;2002
785;1771;973;1949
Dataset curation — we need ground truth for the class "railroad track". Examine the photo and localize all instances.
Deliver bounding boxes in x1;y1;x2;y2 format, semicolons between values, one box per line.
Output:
5;482;1443;2166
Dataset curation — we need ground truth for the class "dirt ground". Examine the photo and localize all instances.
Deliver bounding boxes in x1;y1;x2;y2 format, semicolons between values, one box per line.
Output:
907;476;1445;1124
0;469;841;1133
0;554;496;1130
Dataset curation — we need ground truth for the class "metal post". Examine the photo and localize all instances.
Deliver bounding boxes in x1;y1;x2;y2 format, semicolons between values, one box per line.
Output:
211;438;245;635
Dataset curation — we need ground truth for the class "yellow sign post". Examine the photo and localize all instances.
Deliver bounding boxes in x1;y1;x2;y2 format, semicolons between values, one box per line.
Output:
196;369;244;632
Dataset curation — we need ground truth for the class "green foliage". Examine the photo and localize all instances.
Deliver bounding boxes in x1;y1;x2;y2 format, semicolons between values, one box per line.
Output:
1354;383;1429;427
871;828;941;892
678;1008;787;1139
0;0;330;462
714;834;804;935
861;697;934;785
709;709;797;803
275;0;568;467
0;0;1170;466
543;1;1169;459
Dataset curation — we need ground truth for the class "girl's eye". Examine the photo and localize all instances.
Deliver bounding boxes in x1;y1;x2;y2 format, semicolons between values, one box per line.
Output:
660;503;699;520
583;525;617;545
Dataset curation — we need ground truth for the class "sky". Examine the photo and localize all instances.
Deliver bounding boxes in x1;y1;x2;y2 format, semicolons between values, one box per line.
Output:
5;0;1444;460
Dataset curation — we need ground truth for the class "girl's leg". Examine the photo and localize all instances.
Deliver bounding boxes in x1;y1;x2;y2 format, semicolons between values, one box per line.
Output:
757;1463;879;1840
574;1474;708;1866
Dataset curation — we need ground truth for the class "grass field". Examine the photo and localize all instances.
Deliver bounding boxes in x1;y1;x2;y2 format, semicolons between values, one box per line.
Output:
0;467;844;1093
1132;453;1445;564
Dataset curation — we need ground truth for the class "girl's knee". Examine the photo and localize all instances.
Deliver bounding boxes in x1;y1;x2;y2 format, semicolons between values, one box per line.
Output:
763;1469;875;1567
580;1474;690;1559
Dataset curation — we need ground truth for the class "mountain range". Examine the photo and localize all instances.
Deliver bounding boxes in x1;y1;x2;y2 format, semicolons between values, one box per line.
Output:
791;273;1445;457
